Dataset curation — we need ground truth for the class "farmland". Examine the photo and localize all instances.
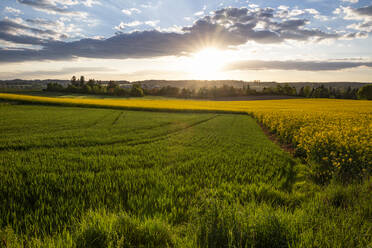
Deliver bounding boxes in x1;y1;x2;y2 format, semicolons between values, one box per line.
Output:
0;95;371;247
1;92;371;181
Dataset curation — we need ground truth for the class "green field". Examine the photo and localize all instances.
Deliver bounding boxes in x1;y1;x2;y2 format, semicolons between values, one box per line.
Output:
0;103;371;247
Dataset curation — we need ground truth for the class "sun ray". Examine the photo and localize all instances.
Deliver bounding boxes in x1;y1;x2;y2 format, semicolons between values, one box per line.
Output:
185;48;227;79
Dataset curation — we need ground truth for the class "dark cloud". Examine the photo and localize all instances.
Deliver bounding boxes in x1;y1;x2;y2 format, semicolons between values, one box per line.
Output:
343;31;368;39
355;5;372;16
26;18;56;25
0;7;361;63
270;19;308;30
224;60;372;71
212;7;274;24
0;19;58;36
17;0;64;12
0;19;67;45
0;32;46;45
17;0;87;16
0;31;188;62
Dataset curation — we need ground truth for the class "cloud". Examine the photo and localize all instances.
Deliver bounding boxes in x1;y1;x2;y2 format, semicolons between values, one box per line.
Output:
354;5;372;16
0;7;363;63
347;21;372;32
0;16;86;48
145;20;159;27
203;7;340;43
335;5;372;20
26;17;82;35
122;8;141;15
336;5;372;33
115;20;160;31
140;3;152;8
115;21;143;30
2;66;115;78
18;0;100;7
194;5;207;16
224;60;372;71
0;30;191;63
276;6;328;20
342;31;368;39
194;11;204;16
26;18;56;25
341;0;358;3
81;0;100;7
4;7;22;15
16;0;88;17
0;18;68;45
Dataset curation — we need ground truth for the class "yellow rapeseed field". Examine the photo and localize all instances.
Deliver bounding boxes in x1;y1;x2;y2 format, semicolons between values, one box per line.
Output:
1;93;371;181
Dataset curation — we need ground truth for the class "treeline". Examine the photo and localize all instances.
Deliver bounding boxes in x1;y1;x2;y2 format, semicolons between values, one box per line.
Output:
146;84;371;99
46;76;144;97
46;76;372;100
144;85;257;98
263;84;369;99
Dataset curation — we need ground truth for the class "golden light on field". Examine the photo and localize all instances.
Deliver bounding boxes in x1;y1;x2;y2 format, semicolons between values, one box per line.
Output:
186;48;226;79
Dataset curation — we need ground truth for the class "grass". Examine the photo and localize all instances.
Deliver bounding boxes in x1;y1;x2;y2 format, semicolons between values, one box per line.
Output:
1;92;370;182
0;102;371;247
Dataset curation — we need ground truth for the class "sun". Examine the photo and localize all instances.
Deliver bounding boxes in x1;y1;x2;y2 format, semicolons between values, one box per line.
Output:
187;48;226;79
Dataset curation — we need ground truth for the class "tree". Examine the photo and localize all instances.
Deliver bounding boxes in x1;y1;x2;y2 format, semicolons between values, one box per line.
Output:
303;86;313;97
115;88;129;96
67;84;78;93
87;79;96;87
107;81;119;94
357;84;372;100
79;76;85;87
46;83;64;92
107;81;118;90
299;86;312;97
244;85;257;96
197;87;208;98
180;88;192;98
159;86;179;97
262;87;274;95
309;87;315;98
312;85;329;98
71;76;79;87
130;84;144;97
298;87;305;97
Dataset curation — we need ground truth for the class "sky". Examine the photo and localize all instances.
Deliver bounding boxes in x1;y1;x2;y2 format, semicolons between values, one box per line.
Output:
0;0;372;82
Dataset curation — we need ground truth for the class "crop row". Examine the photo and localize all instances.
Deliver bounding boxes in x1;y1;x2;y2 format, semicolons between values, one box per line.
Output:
0;104;371;247
0;105;295;237
1;93;370;182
